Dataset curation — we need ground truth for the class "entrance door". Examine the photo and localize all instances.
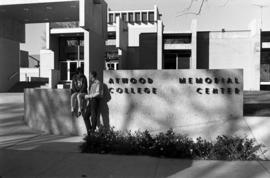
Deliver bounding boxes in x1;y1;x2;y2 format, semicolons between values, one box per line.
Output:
59;36;84;82
164;51;191;69
60;60;84;81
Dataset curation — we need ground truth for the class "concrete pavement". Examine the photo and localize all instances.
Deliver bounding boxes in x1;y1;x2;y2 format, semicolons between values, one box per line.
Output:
1;93;270;178
1;147;270;178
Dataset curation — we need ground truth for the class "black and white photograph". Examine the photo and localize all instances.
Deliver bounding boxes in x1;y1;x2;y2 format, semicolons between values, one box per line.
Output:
0;0;270;177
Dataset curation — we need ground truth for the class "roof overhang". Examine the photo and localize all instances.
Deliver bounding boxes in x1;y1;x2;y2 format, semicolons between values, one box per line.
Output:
0;0;80;23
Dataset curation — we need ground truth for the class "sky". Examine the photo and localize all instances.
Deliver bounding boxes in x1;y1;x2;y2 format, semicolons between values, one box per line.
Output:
21;0;270;55
107;0;270;31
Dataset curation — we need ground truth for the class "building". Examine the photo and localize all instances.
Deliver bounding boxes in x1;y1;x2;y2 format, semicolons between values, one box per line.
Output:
105;6;163;70
105;6;270;91
1;2;270;92
0;0;107;92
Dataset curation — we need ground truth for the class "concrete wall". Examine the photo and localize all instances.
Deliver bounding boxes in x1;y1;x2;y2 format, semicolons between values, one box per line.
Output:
0;15;25;43
116;16;128;70
49;35;60;70
197;32;209;69
139;33;157;69
84;30;106;82
157;20;163;69
125;47;140;69
104;69;243;141
20;23;46;55
40;50;55;79
80;0;107;83
116;16;128;51
119;32;158;70
128;23;157;47
20;68;39;82
24;89;87;135
80;0;107;38
209;31;261;91
20;50;29;68
24;87;111;136
0;37;20;92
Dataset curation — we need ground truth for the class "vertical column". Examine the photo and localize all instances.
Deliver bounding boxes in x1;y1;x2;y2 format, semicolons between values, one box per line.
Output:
191;19;197;69
45;23;50;49
40;49;57;88
79;0;85;27
249;19;261;90
157;20;163;69
84;30;90;86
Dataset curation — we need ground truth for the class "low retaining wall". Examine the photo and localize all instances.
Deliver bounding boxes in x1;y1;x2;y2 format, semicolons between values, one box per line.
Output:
23;85;270;158
24;88;110;136
24;89;87;135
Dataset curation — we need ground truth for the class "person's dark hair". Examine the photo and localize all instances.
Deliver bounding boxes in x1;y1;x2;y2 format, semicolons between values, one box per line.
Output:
76;67;83;74
90;71;97;78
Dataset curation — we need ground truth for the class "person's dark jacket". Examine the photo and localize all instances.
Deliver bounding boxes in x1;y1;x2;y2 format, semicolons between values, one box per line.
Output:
71;74;88;94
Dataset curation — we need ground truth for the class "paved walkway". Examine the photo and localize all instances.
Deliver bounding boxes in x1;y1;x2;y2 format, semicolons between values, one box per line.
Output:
1;93;270;178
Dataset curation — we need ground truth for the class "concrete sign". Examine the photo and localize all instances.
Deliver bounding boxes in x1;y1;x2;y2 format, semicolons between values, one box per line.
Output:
104;69;243;139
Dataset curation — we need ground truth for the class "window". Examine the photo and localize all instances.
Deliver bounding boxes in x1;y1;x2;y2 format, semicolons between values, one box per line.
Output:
163;34;192;44
142;12;147;23
66;40;79;47
164;51;191;69
149;12;155;22
164;53;177;69
107;32;116;40
122;13;127;22
109;13;114;24
128;13;134;23
79;40;84;46
135;12;140;23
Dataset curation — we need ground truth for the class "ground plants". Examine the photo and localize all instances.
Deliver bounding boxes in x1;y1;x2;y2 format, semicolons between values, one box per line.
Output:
80;127;266;160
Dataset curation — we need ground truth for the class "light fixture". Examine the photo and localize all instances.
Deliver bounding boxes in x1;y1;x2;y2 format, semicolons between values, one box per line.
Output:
46;6;53;10
44;18;49;21
70;5;77;8
23;8;30;11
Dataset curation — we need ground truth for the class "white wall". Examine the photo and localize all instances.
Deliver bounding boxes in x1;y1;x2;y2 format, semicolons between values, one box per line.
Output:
209;31;261;90
84;30;106;83
127;23;157;47
24;88;87;136
104;69;244;140
20;23;46;55
20;68;39;82
0;37;20;92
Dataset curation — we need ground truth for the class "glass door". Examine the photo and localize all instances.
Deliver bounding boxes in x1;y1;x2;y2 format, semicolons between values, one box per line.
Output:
164;50;191;69
60;61;84;82
59;35;84;82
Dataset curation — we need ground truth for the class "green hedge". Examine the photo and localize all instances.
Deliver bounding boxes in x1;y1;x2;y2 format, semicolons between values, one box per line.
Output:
80;127;266;160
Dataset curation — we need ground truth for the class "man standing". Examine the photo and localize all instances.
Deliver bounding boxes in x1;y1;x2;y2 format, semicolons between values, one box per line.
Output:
83;71;102;134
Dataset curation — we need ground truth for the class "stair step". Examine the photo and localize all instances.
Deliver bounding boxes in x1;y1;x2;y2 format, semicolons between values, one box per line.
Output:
8;82;48;93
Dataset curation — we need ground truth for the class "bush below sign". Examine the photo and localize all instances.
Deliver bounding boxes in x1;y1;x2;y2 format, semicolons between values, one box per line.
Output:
80;127;267;161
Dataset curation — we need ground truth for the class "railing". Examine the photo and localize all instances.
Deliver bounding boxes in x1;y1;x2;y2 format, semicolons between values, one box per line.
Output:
8;72;19;80
106;39;116;46
29;55;40;67
50;21;80;29
20;68;40;82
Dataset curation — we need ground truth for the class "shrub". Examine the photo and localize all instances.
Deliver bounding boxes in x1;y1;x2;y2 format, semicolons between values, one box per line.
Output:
79;127;266;160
